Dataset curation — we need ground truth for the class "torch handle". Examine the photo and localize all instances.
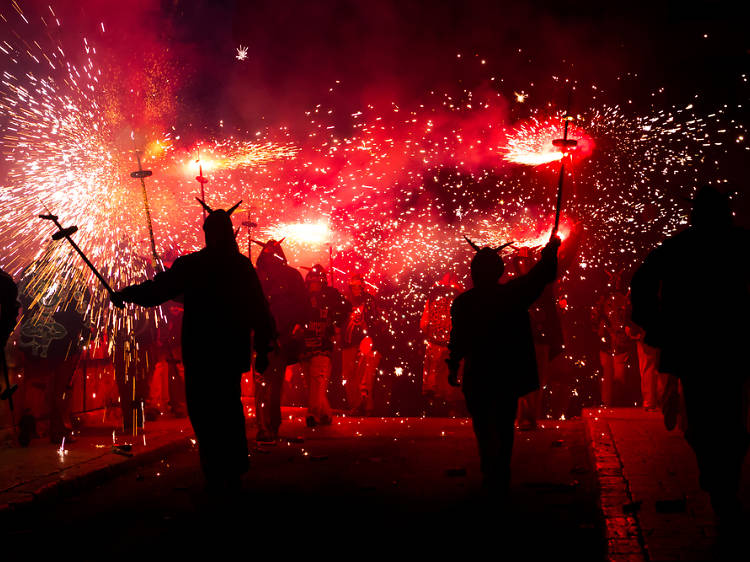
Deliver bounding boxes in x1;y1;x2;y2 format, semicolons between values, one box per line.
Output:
63;233;117;296
40;216;116;296
552;161;565;236
551;109;572;239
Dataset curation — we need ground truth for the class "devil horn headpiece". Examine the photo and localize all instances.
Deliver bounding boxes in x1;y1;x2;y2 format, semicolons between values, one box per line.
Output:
196;197;213;214
494;242;514;252
227;200;242;215
252;237;286;249
464;235;482;252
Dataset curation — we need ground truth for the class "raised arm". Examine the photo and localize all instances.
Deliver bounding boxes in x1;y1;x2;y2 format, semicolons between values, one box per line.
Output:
114;257;188;308
509;236;560;308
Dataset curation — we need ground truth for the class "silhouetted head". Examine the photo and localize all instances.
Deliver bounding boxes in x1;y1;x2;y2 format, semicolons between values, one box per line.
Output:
465;236;512;288
198;198;241;250
689;185;732;230
305;264;328;293
254;238;287;271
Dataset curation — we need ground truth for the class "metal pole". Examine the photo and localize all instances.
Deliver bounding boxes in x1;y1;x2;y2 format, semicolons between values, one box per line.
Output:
551;90;578;238
131;150;159;267
39;214;117;296
195;159;208;220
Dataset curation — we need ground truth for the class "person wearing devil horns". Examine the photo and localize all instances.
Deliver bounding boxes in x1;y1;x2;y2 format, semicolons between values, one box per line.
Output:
447;234;560;495
631;185;750;528
1;267;19;434
111;199;274;491
252;238;309;443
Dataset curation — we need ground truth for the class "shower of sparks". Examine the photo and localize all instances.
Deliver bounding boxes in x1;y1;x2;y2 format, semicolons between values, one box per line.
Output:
236;45;248;61
1;3;746;411
502;116;594;165
267;221;332;248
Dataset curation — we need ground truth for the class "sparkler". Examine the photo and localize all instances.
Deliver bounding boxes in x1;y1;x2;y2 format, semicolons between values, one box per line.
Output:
195;158;209;219
38;212;121;305
551;93;578;237
130;145;160;267
0;5;745;412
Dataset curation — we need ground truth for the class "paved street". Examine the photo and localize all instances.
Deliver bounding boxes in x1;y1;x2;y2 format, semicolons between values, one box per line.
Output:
4;412;603;560
586;408;750;562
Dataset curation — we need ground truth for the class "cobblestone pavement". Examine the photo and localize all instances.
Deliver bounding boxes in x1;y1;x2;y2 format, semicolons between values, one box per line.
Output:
585;407;750;561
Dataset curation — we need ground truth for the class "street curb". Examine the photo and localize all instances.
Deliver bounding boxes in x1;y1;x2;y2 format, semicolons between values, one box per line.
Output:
0;434;193;519
584;410;648;562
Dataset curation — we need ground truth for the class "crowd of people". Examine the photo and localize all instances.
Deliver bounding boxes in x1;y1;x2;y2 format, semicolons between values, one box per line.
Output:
0;186;747;527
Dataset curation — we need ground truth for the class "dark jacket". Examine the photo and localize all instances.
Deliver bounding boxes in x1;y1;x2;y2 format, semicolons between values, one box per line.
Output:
631;226;750;379
0;268;19;346
256;262;308;338
447;249;557;398
120;247;274;373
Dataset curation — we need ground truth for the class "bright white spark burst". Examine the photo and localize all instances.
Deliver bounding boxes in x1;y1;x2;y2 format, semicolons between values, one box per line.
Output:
0;4;746;407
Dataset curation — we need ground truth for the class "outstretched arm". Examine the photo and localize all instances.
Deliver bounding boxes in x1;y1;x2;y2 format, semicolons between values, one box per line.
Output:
114;257;188;308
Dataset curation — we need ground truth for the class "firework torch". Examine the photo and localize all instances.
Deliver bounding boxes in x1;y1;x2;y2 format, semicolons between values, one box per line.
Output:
38;214;123;308
195;160;208;219
551;96;578;239
131;148;160;268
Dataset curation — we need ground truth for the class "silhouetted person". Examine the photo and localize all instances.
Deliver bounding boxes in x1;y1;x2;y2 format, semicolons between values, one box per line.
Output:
1;267;19;432
0;267;17;347
631;186;750;524
111;200;274;491
447;235;560;494
253;238;308;443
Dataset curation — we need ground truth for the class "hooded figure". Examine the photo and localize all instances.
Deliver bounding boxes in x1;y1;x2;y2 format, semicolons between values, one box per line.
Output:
252;238;309;443
447;234;560;493
631;185;750;523
112;199;274;491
